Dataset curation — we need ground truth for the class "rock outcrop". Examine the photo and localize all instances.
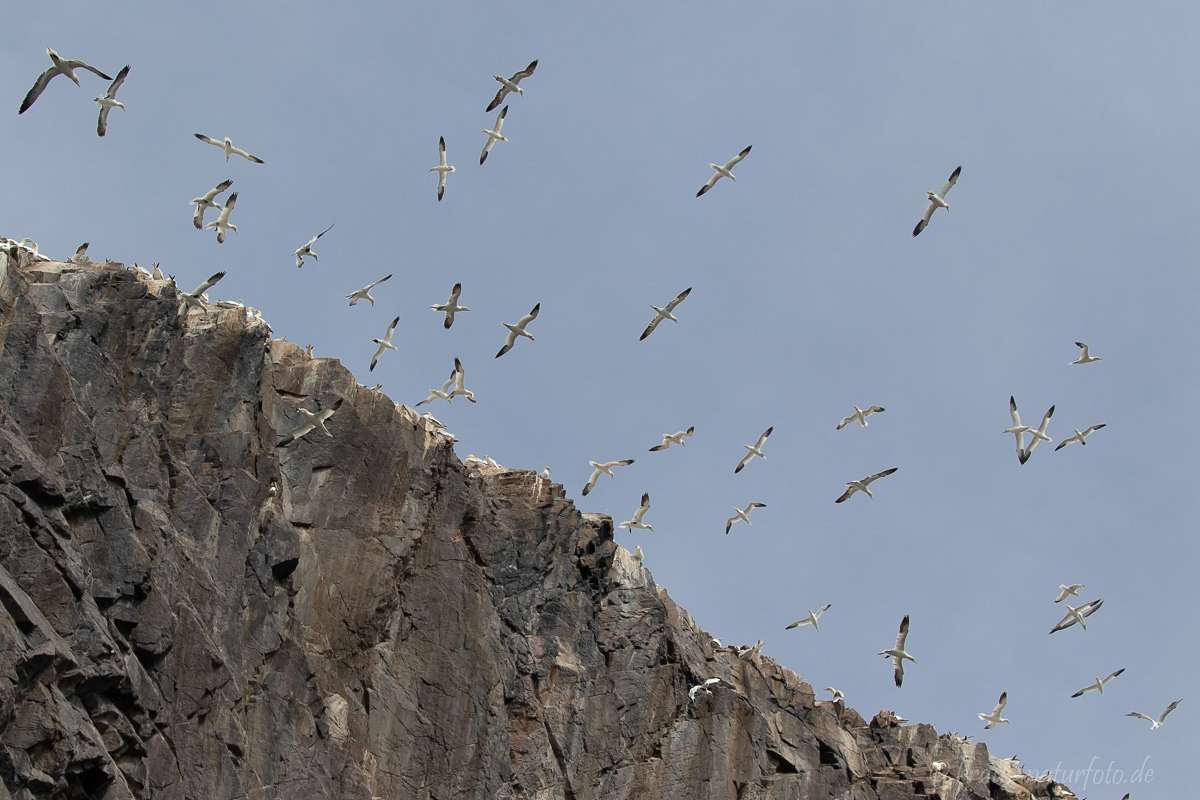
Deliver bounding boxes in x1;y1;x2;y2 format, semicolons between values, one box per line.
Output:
0;245;1075;799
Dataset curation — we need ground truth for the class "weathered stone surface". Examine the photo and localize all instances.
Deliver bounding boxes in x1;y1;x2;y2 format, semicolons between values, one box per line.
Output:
0;245;1077;799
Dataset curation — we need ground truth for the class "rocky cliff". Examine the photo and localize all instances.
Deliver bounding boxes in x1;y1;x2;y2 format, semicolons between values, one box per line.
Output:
0;245;1075;799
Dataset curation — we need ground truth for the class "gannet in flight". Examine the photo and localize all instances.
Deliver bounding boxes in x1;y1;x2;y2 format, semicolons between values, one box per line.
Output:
880;614;916;687
837;405;885;430
485;59;537;112
734;426;773;473
191;179;233;229
649;427;694;452
1049;598;1103;633
277;398;342;446
369;316;400;372
495;302;539;357
1071;668;1125;698
581;459;634;496
1004;396;1033;464
786;603;832;631
912;165;961;237
1055;424;1106;451
194;133;265;163
825;687;844;702
432;282;470;328
1126;699;1182;730
176;271;225;318
618;493;653;532
430;136;454;201
835;467;899;503
639;287;692;340
480;105;508;164
1020;404;1055;464
1054;584;1084;603
346;274;392;306
725;502;766;534
450;358;476;403
293;223;334;267
696;145;752;197
688;677;722;703
94;65;129;137
20;47;113;114
204;191;239;243
978;692;1010;729
1069;342;1101;365
415;369;456;407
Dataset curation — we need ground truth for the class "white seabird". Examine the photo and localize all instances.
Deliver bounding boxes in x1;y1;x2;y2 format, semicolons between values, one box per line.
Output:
540;466;551;479
1054;424;1106;451
786;603;832;631
1069;342;1101;365
1071;668;1125;698
825;687;844;702
204;191;239;244
835;467;899;503
837;405;885;430
176;271;226;318
1126;699;1182;730
346;274;392;306
1049;598;1103;634
737;641;764;660
1004;395;1033;464
480;106;508;165
293;223;334;268
734;426;773;474
69;242;90;264
688;677;722;703
485;59;537;112
581;459;634;496
277;398;343;446
724;502;766;535
639;287;692;340
450;357;476;403
979;692;1010;729
495;302;539;358
194;133;265;163
649;426;695;452
432;283;470;328
696;145;752;197
1054;584;1084;603
94;65;129;137
912;165;961;237
632;545;644;563
20;47;113;115
1020;404;1055;464
415;369;456;407
618;493;653;532
879;614;916;687
191;179;233;230
430;136;455;201
369;316;400;372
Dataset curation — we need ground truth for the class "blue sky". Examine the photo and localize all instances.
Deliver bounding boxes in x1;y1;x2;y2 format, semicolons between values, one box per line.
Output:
4;2;1196;796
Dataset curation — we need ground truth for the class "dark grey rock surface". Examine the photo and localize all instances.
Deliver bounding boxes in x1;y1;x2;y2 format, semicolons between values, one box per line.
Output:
0;245;1076;799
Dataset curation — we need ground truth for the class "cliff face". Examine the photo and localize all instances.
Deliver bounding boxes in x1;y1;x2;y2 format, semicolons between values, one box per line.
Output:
0;245;1073;800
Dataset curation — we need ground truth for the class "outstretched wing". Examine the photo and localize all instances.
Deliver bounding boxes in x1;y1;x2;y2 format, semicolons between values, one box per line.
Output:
938;165;962;197
723;145;752;170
